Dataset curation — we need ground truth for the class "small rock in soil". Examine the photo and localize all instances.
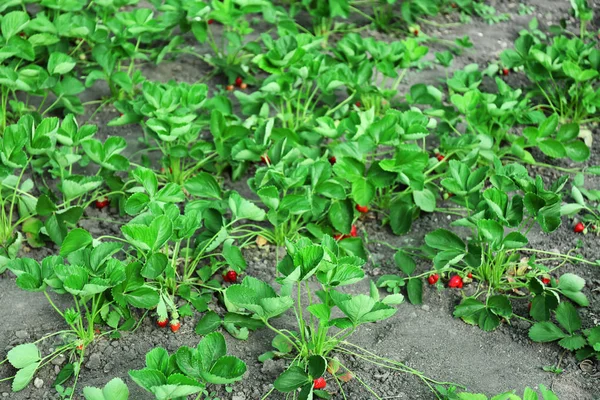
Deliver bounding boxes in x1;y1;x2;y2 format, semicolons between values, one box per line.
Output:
33;378;43;389
15;331;29;339
86;353;102;370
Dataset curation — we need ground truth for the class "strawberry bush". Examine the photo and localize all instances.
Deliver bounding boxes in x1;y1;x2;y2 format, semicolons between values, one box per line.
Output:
0;0;598;398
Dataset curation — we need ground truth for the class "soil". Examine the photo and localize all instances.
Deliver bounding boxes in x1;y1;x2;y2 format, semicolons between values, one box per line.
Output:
2;1;600;399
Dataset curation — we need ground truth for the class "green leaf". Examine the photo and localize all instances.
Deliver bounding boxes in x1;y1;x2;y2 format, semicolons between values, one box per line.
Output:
48;52;76;75
529;322;567;342
487;295;512;318
351;178;374;206
502;232;528;249
83;378;130;400
413;189;436;212
406;278;423;305
453;298;486;318
7;343;40;369
389;202;413;235
202;355;246;384
557;273;585;292
538;139;566;158
425;229;465;252
555;302;581;334
195;311;222;335
60;228;92;257
12;361;39;392
530;291;559;321
565;141;590;162
307;355;327;378
477;219;503;249
1;11;29;39
274;366;310;392
329;200;353;234
558;335;586;351
229;192;265;221
184;173;222;199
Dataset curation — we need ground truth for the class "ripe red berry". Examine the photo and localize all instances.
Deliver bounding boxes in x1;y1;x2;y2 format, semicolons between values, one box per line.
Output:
313;377;326;390
207;19;214;25
157;318;168;328
428;274;439;285
436;154;444;162
355;101;361;107
235;77;243;87
329;156;336;165
413;29;419;36
541;277;551;285
574;222;585;233
467;272;472;279
95;197;109;209
224;270;238;283
502;68;509;76
356;204;369;213
170;320;181;333
334;234;344;241
350;225;358;237
448;275;463;289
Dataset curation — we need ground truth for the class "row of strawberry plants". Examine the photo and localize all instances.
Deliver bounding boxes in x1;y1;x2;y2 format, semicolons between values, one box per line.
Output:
1;0;598;399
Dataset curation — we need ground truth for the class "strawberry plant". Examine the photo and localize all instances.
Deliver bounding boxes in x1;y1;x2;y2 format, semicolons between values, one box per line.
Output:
120;167;266;326
0;114;125;270
110;80;217;185
529;301;600;362
129;332;246;400
501;32;600;125
391;160;595;331
175;0;279;82
4;228;159;397
225;236;456;398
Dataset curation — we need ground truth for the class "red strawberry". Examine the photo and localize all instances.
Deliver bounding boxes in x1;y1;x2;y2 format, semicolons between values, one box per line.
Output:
541;277;551;285
329;156;336;165
356;204;369;213
574;222;585;233
467;272;472;279
224;270;238;283
350;225;358;237
95;197;109;209
235;77;243;87
428;274;439;285
313;377;326;390
355;101;361;107
260;155;270;164
207;19;214;24
413;29;419;36
170;320;181;333
436;154;444;162
448;275;463;289
502;68;509;76
157;318;168;328
334;234;344;241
